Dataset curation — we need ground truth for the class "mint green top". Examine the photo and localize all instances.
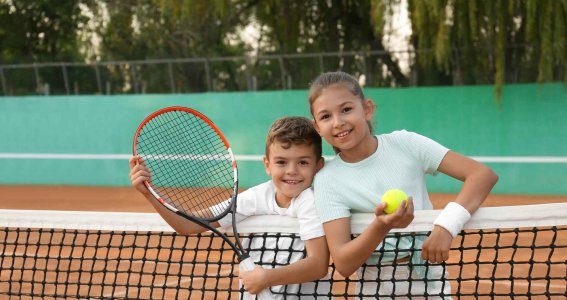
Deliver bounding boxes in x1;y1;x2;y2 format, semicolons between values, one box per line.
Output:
314;130;449;264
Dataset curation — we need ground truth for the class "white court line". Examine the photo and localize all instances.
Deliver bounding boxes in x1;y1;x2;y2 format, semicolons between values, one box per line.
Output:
104;268;234;298
1;153;567;163
477;279;565;289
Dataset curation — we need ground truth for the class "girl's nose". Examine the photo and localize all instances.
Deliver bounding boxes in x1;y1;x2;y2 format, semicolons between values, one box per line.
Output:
333;116;345;128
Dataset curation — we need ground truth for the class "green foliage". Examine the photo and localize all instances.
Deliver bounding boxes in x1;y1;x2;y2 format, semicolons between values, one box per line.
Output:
0;0;565;95
406;0;567;98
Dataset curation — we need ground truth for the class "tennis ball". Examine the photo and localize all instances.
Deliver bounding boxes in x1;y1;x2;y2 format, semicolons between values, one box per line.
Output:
381;189;408;214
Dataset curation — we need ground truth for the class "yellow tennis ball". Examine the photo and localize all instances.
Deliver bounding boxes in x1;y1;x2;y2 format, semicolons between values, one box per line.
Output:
381;189;408;214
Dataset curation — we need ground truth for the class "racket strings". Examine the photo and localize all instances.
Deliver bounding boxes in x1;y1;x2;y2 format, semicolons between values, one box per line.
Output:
136;110;234;219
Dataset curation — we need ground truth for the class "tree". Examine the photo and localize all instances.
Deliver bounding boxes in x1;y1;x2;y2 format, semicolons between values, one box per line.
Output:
252;0;408;89
86;0;255;93
404;0;567;96
0;0;88;94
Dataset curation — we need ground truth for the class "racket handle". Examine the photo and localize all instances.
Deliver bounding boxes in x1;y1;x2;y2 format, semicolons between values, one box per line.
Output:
239;257;274;299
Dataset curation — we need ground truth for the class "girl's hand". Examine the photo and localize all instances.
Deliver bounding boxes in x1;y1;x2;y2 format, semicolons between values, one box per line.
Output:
374;197;414;229
128;156;152;197
422;226;453;263
239;266;269;295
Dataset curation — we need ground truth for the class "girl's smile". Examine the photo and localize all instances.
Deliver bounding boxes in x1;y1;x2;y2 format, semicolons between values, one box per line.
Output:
311;85;377;162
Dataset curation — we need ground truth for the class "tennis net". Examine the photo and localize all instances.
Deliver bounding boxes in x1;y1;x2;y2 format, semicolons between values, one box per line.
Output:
1;203;566;299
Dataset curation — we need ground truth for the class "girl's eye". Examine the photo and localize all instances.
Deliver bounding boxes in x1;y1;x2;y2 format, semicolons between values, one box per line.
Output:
342;107;352;113
319;114;330;121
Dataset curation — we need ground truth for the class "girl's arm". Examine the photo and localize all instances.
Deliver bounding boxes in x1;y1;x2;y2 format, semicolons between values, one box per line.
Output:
239;236;330;294
422;151;498;262
322;200;414;277
129;156;218;235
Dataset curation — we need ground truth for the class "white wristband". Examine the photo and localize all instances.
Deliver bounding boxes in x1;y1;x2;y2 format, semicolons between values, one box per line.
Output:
433;202;471;238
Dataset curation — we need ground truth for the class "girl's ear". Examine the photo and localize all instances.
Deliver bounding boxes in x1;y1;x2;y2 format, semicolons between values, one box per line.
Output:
311;119;321;134
364;99;376;120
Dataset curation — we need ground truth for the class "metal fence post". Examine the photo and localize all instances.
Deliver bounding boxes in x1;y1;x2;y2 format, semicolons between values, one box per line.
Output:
62;63;70;95
33;63;41;95
168;62;175;93
278;56;286;89
0;67;6;96
95;64;102;94
204;59;211;92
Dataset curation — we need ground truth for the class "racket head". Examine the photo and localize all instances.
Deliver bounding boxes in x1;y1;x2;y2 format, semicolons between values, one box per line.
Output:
133;106;238;222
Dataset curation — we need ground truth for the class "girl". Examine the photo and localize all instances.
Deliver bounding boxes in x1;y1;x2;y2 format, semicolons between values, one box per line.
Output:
308;71;498;298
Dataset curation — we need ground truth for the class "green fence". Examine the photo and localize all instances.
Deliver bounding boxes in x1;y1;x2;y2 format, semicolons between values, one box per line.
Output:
1;83;565;194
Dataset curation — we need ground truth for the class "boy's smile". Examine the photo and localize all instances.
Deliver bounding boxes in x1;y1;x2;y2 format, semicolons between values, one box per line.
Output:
263;141;323;208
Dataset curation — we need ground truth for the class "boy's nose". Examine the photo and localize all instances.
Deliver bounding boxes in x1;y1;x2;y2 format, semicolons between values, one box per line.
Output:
286;164;298;174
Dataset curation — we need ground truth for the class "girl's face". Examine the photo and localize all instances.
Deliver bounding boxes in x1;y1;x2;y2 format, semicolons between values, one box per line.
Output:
311;85;375;154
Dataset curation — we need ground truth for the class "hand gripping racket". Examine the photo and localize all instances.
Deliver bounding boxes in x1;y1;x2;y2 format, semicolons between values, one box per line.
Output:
133;106;272;299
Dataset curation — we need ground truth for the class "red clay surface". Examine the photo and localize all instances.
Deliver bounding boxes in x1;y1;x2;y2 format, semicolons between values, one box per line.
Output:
0;185;565;212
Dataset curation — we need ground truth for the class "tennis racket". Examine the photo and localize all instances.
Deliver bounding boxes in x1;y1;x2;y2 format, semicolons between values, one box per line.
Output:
133;106;272;299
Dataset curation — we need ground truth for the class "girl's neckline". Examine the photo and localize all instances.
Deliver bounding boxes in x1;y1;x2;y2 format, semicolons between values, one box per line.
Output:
337;135;380;166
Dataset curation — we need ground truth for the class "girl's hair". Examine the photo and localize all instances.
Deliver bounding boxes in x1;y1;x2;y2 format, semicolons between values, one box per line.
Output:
307;71;374;153
308;71;366;108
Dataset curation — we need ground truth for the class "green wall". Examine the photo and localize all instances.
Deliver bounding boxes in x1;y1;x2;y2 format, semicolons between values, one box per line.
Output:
1;83;566;194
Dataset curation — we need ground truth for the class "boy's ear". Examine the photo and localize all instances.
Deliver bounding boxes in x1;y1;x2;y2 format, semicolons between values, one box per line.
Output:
262;156;271;176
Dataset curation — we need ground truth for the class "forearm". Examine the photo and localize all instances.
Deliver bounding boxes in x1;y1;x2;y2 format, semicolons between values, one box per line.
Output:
454;165;498;213
143;193;211;235
333;221;391;277
262;255;328;286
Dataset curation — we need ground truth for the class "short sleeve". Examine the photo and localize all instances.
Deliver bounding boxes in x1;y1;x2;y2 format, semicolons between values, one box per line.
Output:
217;187;258;228
294;189;325;240
401;131;450;175
314;173;351;223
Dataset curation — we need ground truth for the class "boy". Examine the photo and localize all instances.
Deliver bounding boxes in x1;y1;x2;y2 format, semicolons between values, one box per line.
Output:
129;116;329;299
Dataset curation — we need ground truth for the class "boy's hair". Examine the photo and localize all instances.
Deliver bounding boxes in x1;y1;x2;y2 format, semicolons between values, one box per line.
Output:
265;116;322;160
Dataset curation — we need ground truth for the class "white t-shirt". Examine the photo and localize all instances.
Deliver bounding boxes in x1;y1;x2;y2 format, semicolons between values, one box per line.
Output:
218;181;328;299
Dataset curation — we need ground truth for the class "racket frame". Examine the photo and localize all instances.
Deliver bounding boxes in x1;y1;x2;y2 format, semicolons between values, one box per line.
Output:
132;106;248;260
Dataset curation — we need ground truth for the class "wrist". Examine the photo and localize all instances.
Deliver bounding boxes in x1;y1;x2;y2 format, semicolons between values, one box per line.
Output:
433;202;471;238
370;217;392;232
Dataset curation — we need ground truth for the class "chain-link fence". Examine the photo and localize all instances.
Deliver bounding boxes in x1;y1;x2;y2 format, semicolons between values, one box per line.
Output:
0;47;556;96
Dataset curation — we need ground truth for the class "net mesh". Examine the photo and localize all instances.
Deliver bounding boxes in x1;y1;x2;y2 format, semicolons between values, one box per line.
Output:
1;204;566;299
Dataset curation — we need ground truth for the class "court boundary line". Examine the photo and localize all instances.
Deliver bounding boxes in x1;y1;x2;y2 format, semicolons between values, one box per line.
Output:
1;153;567;163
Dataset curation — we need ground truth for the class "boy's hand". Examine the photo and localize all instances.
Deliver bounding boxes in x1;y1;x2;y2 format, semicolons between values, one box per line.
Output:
128;156;152;197
239;266;269;295
374;197;414;229
421;226;453;263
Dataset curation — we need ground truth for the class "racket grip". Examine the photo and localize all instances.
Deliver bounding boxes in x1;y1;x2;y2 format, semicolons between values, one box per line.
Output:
239;257;274;299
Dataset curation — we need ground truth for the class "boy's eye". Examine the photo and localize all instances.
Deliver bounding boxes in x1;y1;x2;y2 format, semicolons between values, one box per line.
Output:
299;160;310;165
342;107;353;113
275;160;286;165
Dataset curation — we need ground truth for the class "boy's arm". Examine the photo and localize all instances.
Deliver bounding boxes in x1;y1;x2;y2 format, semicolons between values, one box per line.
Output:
129;156;219;235
239;236;329;295
323;199;414;278
422;151;498;263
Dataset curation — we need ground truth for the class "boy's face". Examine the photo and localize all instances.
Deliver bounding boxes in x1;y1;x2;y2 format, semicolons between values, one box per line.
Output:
263;141;323;205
